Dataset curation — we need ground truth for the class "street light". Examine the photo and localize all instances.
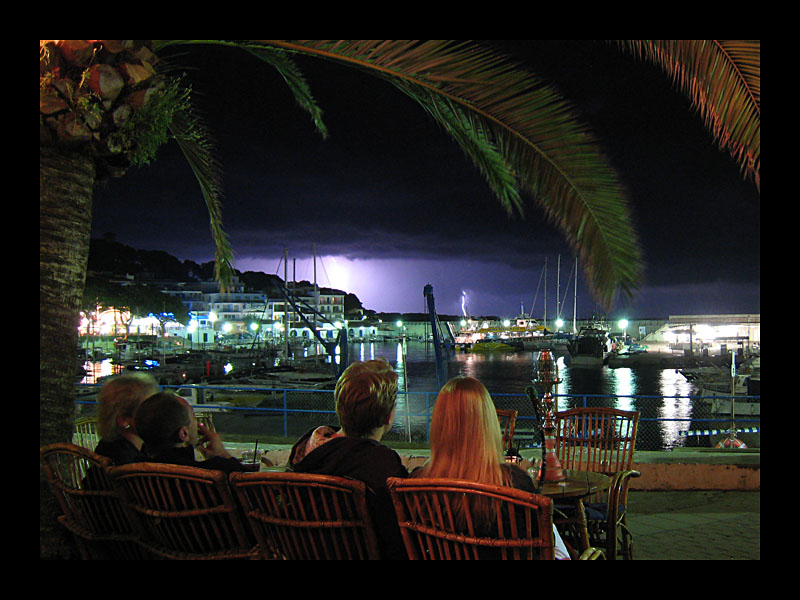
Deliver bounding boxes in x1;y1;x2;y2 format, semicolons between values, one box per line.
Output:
618;319;629;345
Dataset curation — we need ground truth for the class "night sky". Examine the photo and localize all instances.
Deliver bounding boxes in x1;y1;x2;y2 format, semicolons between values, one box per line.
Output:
90;41;760;320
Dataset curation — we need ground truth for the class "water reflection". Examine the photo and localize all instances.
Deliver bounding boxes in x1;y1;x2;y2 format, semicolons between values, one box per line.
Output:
80;359;120;384
350;341;720;450
657;370;694;448
612;368;635;411
78;341;738;449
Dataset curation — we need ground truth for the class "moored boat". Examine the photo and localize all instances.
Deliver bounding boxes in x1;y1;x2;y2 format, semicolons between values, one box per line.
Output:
567;323;612;367
699;375;760;416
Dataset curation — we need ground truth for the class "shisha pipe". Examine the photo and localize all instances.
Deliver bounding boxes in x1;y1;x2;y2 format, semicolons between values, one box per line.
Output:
526;348;566;483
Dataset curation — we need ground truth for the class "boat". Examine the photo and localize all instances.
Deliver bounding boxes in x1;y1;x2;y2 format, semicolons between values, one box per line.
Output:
699;375;760;416
454;316;546;351
567;321;613;367
679;355;759;387
523;332;571;351
469;340;518;352
174;384;269;411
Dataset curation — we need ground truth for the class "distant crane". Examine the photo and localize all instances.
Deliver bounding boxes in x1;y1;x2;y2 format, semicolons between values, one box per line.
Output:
423;284;452;389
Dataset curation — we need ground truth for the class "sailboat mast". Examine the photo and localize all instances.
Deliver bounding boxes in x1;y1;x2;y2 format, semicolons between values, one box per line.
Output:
543;257;547;330
556;255;561;323
283;248;289;360
573;256;578;334
314;244;319;340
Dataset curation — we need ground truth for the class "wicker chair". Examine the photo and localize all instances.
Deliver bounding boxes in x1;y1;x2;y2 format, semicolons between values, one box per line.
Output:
496;409;518;454
387;477;605;560
553;407;640;560
229;471;381;560
40;442;148;559
72;417;99;451
109;462;257;560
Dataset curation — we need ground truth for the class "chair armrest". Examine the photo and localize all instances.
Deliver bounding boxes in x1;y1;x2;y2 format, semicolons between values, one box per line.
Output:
606;469;640;527
578;547;606;560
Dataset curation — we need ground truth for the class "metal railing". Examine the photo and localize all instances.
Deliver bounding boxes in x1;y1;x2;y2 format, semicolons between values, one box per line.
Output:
73;385;760;451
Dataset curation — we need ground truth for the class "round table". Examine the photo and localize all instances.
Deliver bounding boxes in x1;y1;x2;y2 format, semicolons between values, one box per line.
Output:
538;469;611;559
538;469;610;499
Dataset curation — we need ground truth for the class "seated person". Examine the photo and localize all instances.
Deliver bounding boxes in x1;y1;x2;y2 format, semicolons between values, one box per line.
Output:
94;373;159;465
135;391;247;473
412;376;570;559
289;358;409;560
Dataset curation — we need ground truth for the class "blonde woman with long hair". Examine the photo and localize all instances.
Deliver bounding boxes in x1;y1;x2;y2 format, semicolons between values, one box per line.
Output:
413;376;570;559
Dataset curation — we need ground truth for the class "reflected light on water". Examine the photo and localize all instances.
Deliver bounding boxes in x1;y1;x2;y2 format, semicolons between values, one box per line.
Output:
80;359;120;384
359;342;376;362
657;369;694;449
612;368;635;411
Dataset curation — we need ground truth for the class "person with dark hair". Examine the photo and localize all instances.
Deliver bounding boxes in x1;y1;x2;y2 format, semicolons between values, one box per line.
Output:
94;373;160;465
135;392;247;473
288;358;409;559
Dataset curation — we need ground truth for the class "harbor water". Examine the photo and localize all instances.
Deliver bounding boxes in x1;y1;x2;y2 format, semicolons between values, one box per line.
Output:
366;340;739;451
77;340;758;451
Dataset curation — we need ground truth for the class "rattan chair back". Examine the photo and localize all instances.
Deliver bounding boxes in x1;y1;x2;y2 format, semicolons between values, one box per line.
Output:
40;442;146;559
387;477;555;560
554;407;641;560
229;471;381;560
109;462;256;560
554;407;639;474
72;417;99;451
495;409;518;453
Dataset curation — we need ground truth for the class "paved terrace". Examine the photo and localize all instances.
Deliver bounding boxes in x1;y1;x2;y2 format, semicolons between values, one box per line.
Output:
225;442;760;560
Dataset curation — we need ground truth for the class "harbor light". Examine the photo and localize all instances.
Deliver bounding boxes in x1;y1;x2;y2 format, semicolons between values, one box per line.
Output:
555;318;564;329
249;322;259;331
619;319;629;336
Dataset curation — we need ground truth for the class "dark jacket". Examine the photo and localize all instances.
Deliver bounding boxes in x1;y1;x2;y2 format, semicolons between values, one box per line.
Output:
144;445;248;474
94;437;148;466
289;426;409;560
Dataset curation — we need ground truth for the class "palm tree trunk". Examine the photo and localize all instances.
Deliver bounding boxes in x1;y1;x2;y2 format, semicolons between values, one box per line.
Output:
39;146;95;558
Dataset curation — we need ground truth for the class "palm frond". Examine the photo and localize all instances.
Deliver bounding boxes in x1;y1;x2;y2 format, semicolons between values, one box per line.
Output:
251;40;642;308
157;40;329;140
168;102;235;291
614;40;760;191
155;40;333;292
238;44;329;140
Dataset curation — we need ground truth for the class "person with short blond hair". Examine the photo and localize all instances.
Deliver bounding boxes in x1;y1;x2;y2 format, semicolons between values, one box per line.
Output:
94;373;159;465
289;358;408;559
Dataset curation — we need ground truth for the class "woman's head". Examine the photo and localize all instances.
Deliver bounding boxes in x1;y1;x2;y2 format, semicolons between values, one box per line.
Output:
427;376;505;484
96;373;160;440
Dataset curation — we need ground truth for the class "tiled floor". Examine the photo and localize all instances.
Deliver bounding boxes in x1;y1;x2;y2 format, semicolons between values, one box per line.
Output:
625;491;760;560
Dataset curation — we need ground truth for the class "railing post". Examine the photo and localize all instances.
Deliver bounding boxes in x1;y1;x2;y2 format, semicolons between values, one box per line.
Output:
282;390;288;438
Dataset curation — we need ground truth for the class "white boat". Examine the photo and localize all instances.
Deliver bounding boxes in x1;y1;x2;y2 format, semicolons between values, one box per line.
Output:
680;355;759;385
567;323;613;367
454;316;545;351
699;375;760;416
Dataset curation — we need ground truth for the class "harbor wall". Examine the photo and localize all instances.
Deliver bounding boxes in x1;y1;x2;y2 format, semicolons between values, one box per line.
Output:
628;450;760;491
252;447;760;491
